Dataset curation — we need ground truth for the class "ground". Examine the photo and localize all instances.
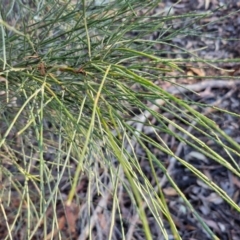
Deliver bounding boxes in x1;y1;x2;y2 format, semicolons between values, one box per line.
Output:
0;0;240;239
143;0;240;239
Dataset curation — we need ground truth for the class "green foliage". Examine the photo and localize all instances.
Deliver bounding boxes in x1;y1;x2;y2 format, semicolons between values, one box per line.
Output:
0;0;239;239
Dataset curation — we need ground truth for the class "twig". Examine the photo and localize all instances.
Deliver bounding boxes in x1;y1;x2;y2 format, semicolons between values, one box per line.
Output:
165;79;240;95
125;82;238;238
78;187;111;240
127;79;240;131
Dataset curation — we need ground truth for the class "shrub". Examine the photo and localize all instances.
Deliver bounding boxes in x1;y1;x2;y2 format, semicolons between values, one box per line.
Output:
0;0;239;239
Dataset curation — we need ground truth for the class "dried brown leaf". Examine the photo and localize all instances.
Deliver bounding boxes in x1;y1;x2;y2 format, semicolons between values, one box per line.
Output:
189;67;205;77
163;187;178;196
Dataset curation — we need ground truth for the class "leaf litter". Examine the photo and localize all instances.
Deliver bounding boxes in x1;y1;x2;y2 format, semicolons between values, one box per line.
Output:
0;0;240;239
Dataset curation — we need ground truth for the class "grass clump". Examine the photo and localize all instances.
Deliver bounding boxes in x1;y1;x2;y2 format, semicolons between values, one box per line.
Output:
0;0;240;239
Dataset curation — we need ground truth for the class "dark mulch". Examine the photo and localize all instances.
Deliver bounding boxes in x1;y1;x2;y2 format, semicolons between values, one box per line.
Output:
139;0;240;239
